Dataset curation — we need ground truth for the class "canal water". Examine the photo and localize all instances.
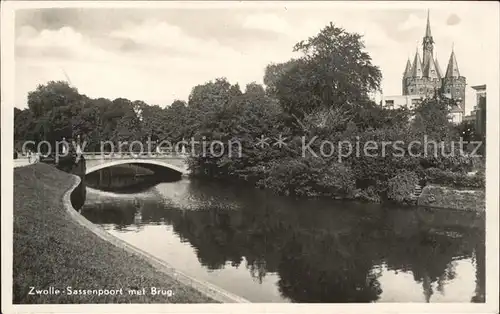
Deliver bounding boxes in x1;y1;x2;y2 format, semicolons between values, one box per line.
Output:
80;166;485;303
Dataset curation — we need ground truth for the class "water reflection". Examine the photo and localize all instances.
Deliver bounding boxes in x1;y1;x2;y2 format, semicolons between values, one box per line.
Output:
81;178;485;303
85;164;181;193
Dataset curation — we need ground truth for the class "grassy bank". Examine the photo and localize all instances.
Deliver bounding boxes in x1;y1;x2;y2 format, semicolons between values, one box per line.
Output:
13;163;216;304
418;184;486;212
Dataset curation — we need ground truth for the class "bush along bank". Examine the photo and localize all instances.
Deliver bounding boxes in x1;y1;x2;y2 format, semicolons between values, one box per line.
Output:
184;92;486;210
415;167;486;212
189;152;485;212
13;163;217;303
179;25;486;211
417;184;486;212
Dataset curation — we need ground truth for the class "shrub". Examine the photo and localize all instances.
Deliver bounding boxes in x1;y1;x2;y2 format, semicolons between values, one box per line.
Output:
316;162;356;197
260;157;355;198
459;174;485;189
355;186;382;203
424;167;485;189
387;170;419;203
260;158;312;196
420;153;473;173
473;158;486;177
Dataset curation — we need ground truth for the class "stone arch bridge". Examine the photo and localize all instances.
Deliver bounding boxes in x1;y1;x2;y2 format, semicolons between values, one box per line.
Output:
82;152;189;175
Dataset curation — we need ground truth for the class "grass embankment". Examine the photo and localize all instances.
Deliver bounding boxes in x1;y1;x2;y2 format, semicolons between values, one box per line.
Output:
417;184;486;212
13;163;216;304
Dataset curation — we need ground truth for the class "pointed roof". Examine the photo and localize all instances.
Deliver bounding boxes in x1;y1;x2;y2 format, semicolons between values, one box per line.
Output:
411;50;423;78
435;58;443;78
425;10;432;38
445;48;461;78
403;58;412;78
425;57;440;79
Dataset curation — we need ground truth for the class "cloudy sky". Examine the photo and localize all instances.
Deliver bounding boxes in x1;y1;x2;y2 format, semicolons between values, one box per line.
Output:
14;3;499;114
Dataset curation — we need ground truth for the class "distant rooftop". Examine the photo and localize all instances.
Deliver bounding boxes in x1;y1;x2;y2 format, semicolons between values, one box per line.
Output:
471;84;486;91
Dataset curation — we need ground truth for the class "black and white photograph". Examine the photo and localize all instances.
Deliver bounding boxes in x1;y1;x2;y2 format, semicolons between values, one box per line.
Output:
1;1;499;313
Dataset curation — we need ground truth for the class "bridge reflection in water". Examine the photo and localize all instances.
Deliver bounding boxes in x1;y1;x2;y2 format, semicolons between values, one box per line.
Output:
82;152;189;175
84;161;184;193
80;176;485;303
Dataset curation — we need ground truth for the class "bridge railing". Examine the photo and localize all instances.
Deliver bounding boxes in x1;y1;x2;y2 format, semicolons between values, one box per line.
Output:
81;152;189;159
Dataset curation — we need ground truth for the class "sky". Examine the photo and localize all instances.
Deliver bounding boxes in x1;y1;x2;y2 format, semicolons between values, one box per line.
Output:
13;3;499;114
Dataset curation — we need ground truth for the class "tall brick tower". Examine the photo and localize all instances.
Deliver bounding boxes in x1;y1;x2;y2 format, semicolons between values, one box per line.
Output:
442;46;466;113
400;10;466;120
403;10;443;98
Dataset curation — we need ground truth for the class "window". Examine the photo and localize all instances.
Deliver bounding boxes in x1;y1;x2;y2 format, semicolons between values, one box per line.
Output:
409;88;414;93
420;88;423;92
447;89;451;93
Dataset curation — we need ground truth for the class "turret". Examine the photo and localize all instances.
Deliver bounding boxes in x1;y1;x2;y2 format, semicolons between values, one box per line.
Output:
403;58;412;78
442;47;466;112
445;47;461;78
402;58;412;94
411;49;423;78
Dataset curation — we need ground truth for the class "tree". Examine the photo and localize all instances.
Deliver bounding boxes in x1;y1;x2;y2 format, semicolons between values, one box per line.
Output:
71;100;102;150
244;82;266;97
112;99;143;145
186;78;241;139
188;78;233;110
263;60;298;97
162;100;189;143
14;107;22;120
274;23;382;120
14;109;35;141
47;105;73;143
140;103;167;142
455;120;477;144
170;99;187;111
186;77;287;178
28;81;82;117
412;94;458;141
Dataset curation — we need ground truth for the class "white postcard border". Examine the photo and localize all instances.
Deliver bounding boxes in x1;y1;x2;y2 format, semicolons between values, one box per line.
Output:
1;1;499;313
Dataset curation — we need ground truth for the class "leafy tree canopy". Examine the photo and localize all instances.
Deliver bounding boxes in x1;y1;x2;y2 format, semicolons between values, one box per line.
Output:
274;23;382;120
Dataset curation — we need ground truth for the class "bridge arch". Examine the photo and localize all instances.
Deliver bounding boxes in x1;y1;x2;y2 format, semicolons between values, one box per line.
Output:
85;159;189;175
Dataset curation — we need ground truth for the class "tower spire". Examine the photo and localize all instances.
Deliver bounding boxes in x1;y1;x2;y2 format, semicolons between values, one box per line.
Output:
403;58;412;78
425;9;432;37
411;49;423;78
422;9;434;76
445;48;460;78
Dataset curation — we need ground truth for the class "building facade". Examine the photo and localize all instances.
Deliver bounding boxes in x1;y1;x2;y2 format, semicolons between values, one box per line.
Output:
383;95;422;110
471;84;486;137
383;11;466;123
